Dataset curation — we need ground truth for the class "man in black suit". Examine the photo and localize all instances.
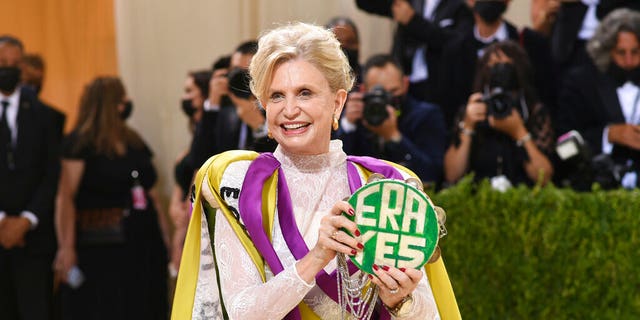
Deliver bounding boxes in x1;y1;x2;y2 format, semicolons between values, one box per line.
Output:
0;35;62;320
437;0;520;130
185;41;275;176
337;54;446;184
355;0;473;105
19;53;65;138
557;9;640;189
551;0;640;75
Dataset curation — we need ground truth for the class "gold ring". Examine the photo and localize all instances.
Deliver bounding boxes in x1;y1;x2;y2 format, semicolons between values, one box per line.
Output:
331;230;339;240
389;287;399;294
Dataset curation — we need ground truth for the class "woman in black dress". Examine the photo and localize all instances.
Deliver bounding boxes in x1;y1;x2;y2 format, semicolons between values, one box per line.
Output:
53;76;169;319
444;41;555;187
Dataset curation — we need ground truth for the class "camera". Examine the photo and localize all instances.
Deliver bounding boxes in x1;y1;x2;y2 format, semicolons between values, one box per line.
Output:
362;85;392;126
482;63;519;119
227;67;252;99
555;130;633;190
482;87;517;119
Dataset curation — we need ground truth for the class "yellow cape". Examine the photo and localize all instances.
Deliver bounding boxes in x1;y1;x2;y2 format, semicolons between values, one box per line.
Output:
172;151;461;319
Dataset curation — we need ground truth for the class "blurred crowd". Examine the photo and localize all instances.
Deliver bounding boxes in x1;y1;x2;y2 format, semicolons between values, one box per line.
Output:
1;0;640;319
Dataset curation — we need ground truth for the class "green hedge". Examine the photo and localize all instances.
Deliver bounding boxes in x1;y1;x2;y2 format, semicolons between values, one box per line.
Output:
431;177;640;319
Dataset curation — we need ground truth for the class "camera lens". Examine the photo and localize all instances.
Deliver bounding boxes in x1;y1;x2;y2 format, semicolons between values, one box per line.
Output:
363;85;390;126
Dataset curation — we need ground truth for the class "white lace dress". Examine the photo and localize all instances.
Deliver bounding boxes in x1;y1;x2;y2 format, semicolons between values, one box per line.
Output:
210;141;440;320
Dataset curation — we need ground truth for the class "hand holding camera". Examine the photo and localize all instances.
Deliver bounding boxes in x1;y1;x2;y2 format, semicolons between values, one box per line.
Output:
208;69;229;106
607;123;640;151
462;93;488;130
350;85;401;141
488;108;528;142
344;90;365;124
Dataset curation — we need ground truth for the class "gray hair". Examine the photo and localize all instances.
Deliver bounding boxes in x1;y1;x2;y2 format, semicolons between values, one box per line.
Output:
587;8;640;73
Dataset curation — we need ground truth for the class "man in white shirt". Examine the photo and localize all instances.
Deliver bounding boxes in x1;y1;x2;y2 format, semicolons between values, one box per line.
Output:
557;8;640;189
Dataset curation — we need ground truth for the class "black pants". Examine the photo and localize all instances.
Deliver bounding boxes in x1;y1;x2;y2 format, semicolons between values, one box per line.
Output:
0;248;53;320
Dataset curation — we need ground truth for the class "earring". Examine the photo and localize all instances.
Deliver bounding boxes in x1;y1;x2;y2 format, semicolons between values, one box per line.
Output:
267;131;273;139
332;116;339;131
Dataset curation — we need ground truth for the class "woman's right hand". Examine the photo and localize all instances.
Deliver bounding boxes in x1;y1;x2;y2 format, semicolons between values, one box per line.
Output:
463;93;487;129
53;247;77;283
309;200;364;268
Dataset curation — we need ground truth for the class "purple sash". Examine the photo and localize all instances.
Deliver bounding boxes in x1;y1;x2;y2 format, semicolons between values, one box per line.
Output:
238;153;403;320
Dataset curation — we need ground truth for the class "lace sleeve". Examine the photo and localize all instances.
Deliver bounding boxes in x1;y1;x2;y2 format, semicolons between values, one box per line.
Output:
214;211;314;320
527;102;555;156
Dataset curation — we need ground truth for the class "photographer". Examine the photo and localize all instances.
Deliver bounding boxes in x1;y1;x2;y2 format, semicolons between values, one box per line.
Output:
337;54;446;184
225;66;276;152
185;41;274;174
557;8;640;189
444;41;554;188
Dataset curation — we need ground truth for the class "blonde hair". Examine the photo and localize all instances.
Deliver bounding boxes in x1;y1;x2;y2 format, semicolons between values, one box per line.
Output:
249;22;354;104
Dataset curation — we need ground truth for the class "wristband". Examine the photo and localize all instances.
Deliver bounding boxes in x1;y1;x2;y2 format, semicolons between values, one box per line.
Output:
458;121;475;136
516;133;532;147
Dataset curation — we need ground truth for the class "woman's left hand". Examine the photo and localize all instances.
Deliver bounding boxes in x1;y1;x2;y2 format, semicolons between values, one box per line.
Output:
369;264;423;309
489;108;528;141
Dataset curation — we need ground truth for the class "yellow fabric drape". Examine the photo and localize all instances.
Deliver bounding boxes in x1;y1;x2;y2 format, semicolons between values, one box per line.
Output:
0;0;118;131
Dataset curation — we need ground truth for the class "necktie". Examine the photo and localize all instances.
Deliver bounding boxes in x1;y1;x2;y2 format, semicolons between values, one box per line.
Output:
0;100;10;148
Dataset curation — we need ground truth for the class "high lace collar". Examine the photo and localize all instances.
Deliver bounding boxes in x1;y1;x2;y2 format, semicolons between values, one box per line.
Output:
273;140;346;173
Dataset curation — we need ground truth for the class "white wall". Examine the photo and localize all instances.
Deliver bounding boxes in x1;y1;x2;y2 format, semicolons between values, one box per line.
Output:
115;0;530;199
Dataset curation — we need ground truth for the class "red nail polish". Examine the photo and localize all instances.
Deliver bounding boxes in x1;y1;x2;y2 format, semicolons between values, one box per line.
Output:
350;249;357;255
382;265;389;271
354;229;361;237
348;208;355;216
368;274;373;279
357;243;364;250
400;268;406;272
372;264;379;271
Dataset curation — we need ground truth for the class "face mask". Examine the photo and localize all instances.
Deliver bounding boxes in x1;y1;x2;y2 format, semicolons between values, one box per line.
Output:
181;99;196;117
488;63;519;91
608;63;640;86
121;101;133;120
474;1;507;24
0;67;21;93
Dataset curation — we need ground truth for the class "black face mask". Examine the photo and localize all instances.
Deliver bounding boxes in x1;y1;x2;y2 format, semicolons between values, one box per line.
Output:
474;1;507;24
0;66;21;93
488;63;519;91
181;99;196;117
121;101;133;120
607;63;640;86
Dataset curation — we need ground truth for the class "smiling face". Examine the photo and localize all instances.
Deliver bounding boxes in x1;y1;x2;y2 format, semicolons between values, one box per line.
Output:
264;58;346;155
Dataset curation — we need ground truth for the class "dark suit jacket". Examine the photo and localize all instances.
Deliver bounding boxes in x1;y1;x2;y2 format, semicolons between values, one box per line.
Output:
184;102;276;175
356;0;473;103
557;62;640;167
0;87;62;255
550;2;589;67
337;95;446;183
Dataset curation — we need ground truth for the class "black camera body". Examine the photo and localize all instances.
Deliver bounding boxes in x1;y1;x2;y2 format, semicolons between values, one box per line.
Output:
482;87;517;119
227;67;252;99
483;63;520;119
362;85;392;126
555;130;634;190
